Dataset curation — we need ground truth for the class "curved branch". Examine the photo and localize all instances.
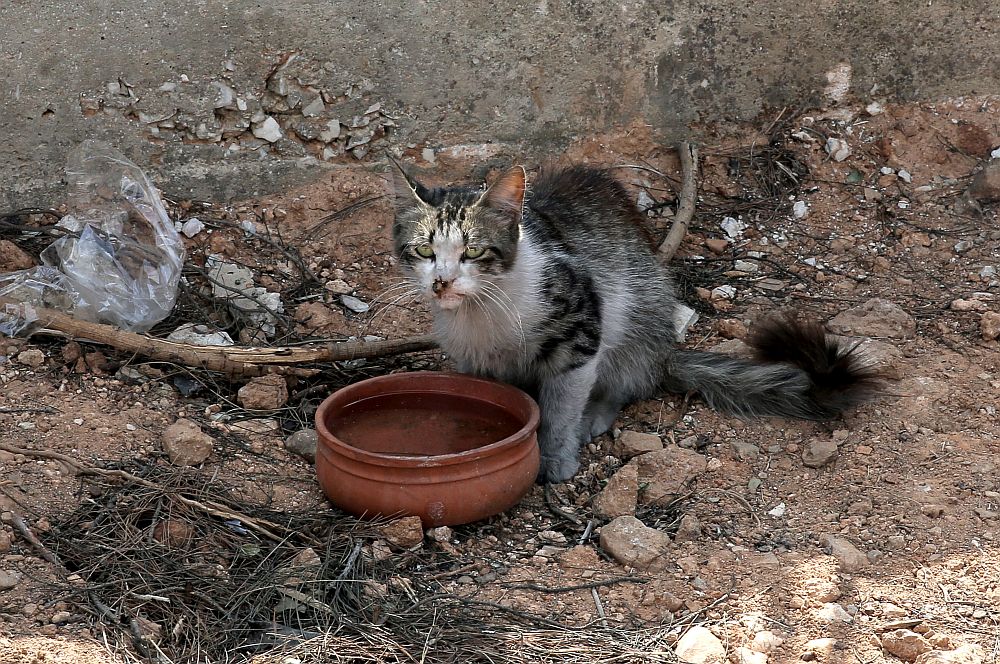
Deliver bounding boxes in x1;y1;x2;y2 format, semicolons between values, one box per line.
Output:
657;141;699;262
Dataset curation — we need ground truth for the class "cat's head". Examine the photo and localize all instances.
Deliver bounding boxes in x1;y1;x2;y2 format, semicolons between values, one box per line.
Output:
391;164;526;310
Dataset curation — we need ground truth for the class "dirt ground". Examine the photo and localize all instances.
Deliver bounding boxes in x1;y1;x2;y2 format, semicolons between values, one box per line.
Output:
0;96;998;664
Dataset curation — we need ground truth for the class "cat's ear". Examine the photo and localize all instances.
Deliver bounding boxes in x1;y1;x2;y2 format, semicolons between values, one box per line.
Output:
480;166;526;223
389;159;432;210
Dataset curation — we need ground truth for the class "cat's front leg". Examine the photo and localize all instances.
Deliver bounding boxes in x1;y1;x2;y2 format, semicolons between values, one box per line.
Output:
536;360;599;483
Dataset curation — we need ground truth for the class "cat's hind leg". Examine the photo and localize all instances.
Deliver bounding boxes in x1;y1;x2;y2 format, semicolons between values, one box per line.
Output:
537;359;600;483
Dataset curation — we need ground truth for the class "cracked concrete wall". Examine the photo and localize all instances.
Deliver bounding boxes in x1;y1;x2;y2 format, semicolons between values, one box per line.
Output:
2;1;997;209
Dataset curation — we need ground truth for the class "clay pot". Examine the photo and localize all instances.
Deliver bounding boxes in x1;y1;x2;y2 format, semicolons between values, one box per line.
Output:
315;371;540;527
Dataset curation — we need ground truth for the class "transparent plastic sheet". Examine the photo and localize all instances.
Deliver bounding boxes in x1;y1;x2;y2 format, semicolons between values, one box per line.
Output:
0;141;184;336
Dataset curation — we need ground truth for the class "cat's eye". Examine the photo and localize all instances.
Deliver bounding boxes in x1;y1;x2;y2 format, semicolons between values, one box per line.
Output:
463;246;486;259
414;244;435;258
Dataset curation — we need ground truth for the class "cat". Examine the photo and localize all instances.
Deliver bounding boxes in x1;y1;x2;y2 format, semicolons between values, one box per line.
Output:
390;162;881;483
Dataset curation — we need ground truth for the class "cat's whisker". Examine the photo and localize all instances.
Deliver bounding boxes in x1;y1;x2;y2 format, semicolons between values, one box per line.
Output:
363;287;422;333
478;280;526;349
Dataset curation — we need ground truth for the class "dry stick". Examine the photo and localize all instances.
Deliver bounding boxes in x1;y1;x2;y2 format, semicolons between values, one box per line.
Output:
0;443;287;542
1;297;438;377
656;141;699;262
9;510;62;567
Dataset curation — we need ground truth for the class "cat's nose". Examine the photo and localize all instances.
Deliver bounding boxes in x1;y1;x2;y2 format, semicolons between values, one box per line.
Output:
432;279;451;295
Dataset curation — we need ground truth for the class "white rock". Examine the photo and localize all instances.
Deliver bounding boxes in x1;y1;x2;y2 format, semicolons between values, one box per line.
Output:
675;625;726;663
767;502;786;518
422;147;436;163
210;81;236;109
673;303;699;341
637;189;656;212
167;323;235;347
180;217;205;238
825;137;851;162
341;295;370;313
898;169;912;183
736;647;768;664
711;285;736;300
991;147;1000;160
751;631;784;653
252;116;283;143
866;101;885;115
792;200;809;218
301;96;325;117
880;166;896;175
721;216;747;240
734;259;759;273
816;602;853;623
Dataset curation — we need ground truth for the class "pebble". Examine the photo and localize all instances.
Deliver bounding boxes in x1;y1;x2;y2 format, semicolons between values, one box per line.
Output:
767;503;786;518
592;463;638;519
426;526;453;543
967;161;1000;202
379;516;425;549
802;437;838;468
825;137;851;162
421;147;436;164
736;647;768;664
180;217;205;238
980;311;1000;341
720;216;747;240
237;374;289;410
828;298;916;338
599;515;671;570
538;530;567;545
325;279;352;294
252;116;283;143
162;418;214;466
16;349;45;368
284;428;318;463
0;569;21;590
821;535;869;572
751;631;784;653
612;430;662;459
953;240;972;254
949;299;988;312
705;238;729;254
341;294;370;313
50;611;72;625
632;446;708;506
674;625;726;664
673;514;702;542
816;602;853;623
792;200;809;218
881;629;933;662
914;644;986;664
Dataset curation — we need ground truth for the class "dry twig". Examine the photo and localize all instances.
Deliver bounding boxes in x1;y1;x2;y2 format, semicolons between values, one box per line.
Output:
657;141;699;261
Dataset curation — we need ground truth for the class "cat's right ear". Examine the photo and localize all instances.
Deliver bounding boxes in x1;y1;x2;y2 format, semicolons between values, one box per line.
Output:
389;158;432;211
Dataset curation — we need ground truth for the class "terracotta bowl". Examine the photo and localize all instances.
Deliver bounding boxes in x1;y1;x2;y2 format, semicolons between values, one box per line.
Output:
314;371;540;527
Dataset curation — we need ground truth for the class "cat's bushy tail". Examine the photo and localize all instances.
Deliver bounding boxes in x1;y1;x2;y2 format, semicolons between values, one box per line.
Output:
663;315;883;420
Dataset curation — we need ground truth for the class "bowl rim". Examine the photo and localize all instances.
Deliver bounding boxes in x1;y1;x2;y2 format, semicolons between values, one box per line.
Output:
314;371;540;468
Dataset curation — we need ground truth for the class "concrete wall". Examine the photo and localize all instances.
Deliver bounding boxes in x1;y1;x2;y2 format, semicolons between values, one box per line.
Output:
2;1;998;209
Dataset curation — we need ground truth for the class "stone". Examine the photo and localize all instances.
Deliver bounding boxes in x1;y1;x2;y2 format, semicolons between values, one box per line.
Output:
801;576;841;603
914;645;986;664
802;437;838;468
284;428;318;464
599;515;671;570
674;514;702;542
341;294;370;313
180;218;205;238
237;374;289;410
705;238;729;254
612;430;662;459
751;631;784;653
967;161;1000;202
0;569;21;590
426;526;452;543
151;519;195;548
717;318;748;339
0;239;35;271
301;96;325;117
162;418;214;466
252;116;283;142
981;311;1000;341
0;530;11;553
828;298;916;339
50;611;72;625
16;349;45;368
592;464;638;519
380;516;424;548
319;119;341;142
825;137;851;162
792;200;809;218
736;647;768;664
816;602;853;623
325;279;352;294
881;629;933;662
821;535;868;573
674;625;726;663
631;446;708;505
731;440;759;460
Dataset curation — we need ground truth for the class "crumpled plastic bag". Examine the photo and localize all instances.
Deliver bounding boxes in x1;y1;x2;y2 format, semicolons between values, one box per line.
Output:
0;140;185;335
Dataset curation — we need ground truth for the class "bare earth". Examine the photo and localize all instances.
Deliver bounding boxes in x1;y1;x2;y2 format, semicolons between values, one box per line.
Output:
0;97;998;663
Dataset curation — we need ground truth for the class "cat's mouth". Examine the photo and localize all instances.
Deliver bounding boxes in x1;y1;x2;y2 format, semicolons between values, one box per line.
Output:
434;292;466;310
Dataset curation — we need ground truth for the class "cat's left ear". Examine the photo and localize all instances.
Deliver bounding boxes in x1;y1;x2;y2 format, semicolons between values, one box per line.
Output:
479;166;526;224
389;158;433;210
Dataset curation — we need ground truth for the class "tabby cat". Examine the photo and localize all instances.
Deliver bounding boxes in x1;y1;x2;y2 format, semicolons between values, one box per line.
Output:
391;163;879;482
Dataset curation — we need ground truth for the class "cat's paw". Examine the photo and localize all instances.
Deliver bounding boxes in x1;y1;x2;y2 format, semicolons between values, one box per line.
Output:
538;455;581;484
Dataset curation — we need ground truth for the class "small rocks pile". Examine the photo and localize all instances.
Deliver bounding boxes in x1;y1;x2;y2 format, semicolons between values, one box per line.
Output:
83;57;399;161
